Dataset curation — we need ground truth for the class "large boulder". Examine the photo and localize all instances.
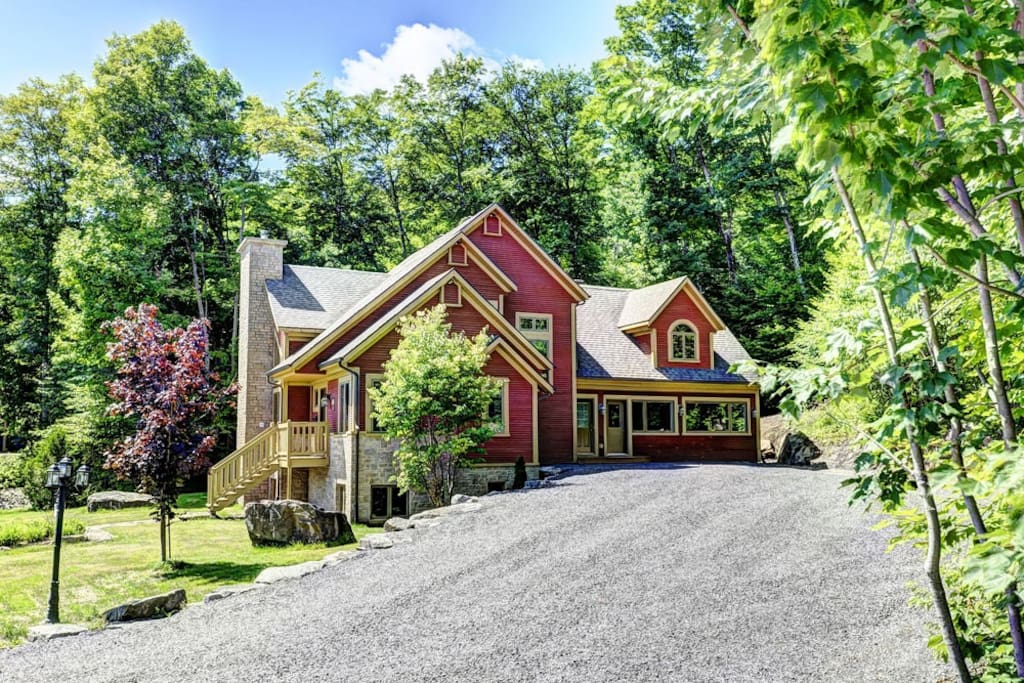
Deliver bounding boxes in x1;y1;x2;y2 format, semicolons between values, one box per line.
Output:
244;499;356;547
777;432;822;466
104;589;186;623
86;491;155;513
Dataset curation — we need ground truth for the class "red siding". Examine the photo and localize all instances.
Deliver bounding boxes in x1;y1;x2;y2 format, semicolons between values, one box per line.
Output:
295;251;507;376
478;353;535;464
468;225;577;464
288;386;311;422
651;288;716;370
288;339;306;355
327;379;338;432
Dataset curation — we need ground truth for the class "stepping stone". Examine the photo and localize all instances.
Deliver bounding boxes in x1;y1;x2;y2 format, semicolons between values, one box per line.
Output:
27;623;87;641
203;584;260;603
254;560;325;585
357;534;394;551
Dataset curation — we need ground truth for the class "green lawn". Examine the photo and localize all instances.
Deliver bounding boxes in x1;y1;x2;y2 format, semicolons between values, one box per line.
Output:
0;496;370;648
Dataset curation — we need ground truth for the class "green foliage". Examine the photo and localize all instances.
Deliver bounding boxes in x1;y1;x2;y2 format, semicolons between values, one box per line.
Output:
512;456;527;490
369;305;500;507
0;517;85;547
0;454;23;490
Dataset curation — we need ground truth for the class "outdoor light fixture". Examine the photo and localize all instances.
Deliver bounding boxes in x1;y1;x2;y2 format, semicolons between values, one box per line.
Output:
598;403;606;414
320;396;331;408
43;455;90;623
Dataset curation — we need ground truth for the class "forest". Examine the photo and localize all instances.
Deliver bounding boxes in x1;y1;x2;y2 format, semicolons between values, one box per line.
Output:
3;0;1024;678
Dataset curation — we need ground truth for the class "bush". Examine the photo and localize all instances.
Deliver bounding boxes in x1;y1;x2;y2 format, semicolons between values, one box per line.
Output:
0;453;24;489
512;456;527;490
21;423;131;510
0;517;86;546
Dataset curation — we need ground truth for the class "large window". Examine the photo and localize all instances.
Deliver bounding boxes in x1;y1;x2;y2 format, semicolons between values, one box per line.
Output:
683;400;749;434
366;374;385;433
516;313;552;359
338;380;351;433
370;485;408;520
669;320;698;362
486;379;510;436
631;400;675;433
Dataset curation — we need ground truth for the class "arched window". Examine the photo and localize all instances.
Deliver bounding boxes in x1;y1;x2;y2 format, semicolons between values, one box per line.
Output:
670;321;698;361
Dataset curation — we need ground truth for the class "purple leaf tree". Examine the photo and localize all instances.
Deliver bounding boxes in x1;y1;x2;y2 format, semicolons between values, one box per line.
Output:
103;304;237;562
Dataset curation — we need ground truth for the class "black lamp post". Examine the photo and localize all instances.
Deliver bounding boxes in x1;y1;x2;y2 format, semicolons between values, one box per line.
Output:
43;456;90;623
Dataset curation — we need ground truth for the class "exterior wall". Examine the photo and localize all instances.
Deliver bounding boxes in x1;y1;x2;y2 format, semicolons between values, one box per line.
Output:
236;237;286;447
455;465;540;494
307;433;355;517
588;388;758;462
651;289;716;370
467;224;577;464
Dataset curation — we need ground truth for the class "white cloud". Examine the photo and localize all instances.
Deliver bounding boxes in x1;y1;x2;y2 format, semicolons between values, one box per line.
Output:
334;23;543;95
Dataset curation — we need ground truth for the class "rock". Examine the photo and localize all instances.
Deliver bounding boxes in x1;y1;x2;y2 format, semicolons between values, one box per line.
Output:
523;479;560;489
0;487;29;510
84;528;114;543
203;584;259;603
777;431;822;466
27;623;87;641
86;491;155;513
409;502;482;521
539;467;563;479
103;589;186;623
450;494;478;505
254;560;325;585
357;534;394;551
383;517;412;532
244;500;356;546
323;550;361;566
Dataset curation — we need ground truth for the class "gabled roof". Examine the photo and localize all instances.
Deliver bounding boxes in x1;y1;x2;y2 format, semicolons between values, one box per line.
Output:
269;202;584;377
486;337;555;394
317;268;553;380
577;285;754;383
266;265;388;331
617;276;725;332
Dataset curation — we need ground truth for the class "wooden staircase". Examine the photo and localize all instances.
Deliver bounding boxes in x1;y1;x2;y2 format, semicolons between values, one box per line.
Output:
207;426;279;514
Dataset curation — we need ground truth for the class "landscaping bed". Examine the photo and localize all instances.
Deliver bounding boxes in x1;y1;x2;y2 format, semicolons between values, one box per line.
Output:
0;494;369;648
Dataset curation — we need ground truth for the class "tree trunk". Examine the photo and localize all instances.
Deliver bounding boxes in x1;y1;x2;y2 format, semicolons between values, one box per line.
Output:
694;141;738;283
834;169;972;682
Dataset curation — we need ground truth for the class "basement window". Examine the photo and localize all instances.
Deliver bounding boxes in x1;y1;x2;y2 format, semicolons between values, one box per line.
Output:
370;486;408;520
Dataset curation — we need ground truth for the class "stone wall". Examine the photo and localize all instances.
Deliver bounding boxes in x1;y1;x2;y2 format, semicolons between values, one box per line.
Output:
307;433;355;517
236;236;287;448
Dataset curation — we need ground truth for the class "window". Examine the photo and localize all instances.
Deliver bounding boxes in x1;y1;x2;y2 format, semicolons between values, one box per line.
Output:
366;374;385;432
670;321;698;362
338;381;351;433
631;400;675;433
516;313;552;359
683;400;749;434
486;379;510;436
370;486;408;520
484;212;502;236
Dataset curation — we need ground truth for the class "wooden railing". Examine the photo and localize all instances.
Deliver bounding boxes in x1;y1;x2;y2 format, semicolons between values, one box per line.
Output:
277;421;330;456
207;425;278;513
207;421;330;513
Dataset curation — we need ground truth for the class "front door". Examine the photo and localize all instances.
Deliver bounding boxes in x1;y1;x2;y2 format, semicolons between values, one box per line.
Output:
576;399;595;454
607;400;627;455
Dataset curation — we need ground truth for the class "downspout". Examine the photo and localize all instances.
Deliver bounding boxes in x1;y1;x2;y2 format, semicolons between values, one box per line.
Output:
268;375;283;499
339;363;360;523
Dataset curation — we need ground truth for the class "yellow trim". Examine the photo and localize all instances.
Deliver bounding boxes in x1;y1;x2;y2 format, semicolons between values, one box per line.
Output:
440;279;463;307
650;329;658;368
532;376;539;464
681;396;753;436
628;395;679;436
667;319;701;364
490;341;554;394
571;303;579;457
601;395;631;456
448;244;468;266
482;213;503;236
754;391;762;463
515;312;553;362
466;205;588;302
577;378;757;394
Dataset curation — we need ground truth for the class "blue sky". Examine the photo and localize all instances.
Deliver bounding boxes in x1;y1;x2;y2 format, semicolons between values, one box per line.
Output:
1;0;622;102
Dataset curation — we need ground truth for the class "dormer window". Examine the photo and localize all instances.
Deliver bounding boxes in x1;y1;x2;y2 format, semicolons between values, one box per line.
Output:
669;321;698;362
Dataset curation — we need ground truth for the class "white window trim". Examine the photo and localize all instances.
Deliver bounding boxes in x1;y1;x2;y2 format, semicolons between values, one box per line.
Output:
337;378;352;434
486;378;511;437
631;396;678;436
440;279;463;307
448;244;468;266
483;213;503;236
515;312;553;360
668;319;700;363
682;397;752;436
365;373;385;433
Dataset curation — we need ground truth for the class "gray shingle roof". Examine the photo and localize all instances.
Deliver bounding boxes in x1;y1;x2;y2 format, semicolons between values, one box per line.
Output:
266;265;388;331
577;285;755;384
617;277;686;329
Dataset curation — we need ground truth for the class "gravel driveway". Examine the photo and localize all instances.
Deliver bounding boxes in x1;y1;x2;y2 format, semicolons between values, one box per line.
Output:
0;464;949;682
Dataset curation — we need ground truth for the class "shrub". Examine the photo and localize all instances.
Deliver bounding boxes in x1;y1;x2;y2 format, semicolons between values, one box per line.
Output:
0;517;86;546
0;453;23;489
512;456;527;489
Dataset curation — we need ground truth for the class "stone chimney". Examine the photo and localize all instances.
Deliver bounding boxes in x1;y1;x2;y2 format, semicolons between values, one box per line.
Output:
236;236;287;447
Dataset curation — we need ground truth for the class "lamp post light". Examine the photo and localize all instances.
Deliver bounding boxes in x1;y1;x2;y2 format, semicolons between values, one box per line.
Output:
43;456;90;623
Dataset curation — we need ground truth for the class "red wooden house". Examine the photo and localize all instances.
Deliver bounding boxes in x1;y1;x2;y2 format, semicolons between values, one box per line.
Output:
210;204;760;522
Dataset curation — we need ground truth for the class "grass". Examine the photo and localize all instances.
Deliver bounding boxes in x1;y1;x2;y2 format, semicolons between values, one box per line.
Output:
0;495;370;649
